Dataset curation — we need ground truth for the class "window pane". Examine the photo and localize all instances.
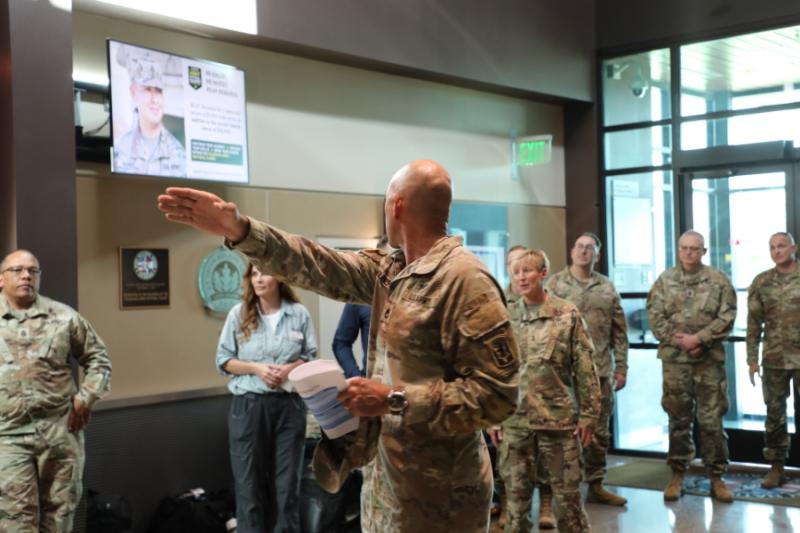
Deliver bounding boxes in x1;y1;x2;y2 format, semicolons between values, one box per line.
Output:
448;202;508;286
621;297;656;345
614;348;669;452
681;108;800;150
681;24;800;117
690;172;786;335
605;172;675;293
604;126;671;170
602;49;671;127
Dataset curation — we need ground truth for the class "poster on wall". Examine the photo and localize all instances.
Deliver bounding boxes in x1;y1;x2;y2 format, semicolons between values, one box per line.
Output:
119;247;170;309
107;39;249;183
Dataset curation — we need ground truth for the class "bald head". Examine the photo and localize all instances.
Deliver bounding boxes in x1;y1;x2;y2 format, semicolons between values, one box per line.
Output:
385;160;452;243
1;250;38;272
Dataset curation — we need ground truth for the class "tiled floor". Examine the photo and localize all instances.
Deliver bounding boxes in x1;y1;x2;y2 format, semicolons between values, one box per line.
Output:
490;456;800;532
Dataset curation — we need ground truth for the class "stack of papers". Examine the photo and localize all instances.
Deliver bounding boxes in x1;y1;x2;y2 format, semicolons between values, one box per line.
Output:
289;360;358;439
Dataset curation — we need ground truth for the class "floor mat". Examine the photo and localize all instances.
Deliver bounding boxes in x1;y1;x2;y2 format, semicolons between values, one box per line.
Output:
604;461;800;506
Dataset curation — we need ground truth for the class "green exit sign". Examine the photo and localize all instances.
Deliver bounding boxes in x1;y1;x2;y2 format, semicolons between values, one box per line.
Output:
515;135;552;166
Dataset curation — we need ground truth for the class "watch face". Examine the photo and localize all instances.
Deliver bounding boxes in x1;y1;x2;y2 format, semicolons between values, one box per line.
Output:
388;391;408;413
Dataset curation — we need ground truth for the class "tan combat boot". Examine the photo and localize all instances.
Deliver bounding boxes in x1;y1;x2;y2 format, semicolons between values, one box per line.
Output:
761;463;787;489
709;474;733;503
586;481;628;506
538;486;556;530
663;470;684;501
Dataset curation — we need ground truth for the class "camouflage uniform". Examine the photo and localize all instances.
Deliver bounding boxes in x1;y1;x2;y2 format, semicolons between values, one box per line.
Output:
747;265;800;463
500;296;600;533
504;284;519;306
546;268;628;483
231;219;520;533
113;124;186;177
0;294;111;533
647;265;736;475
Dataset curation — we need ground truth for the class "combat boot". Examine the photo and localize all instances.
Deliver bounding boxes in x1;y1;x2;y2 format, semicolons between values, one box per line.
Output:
761;463;787;489
538;486;555;530
586;481;628;506
663;471;684;501
709;475;733;503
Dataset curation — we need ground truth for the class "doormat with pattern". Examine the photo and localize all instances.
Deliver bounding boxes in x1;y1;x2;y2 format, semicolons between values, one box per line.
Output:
604;460;800;507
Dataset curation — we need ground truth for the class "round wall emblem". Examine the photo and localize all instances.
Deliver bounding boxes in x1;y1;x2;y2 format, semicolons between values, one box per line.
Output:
198;246;247;314
133;250;158;281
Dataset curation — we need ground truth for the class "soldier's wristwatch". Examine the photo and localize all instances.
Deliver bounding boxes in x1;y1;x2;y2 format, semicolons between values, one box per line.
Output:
387;388;408;416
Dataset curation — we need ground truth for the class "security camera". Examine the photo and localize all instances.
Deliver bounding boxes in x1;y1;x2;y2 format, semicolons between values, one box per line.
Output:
630;73;649;98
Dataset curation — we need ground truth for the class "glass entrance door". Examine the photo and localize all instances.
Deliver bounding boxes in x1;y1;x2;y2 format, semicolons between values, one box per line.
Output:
683;167;793;462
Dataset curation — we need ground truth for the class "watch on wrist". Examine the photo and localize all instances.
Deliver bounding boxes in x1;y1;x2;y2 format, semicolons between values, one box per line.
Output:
387;388;408;416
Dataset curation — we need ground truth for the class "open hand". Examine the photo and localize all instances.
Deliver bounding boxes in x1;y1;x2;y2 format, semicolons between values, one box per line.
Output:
157;187;250;242
574;424;594;448
749;362;761;386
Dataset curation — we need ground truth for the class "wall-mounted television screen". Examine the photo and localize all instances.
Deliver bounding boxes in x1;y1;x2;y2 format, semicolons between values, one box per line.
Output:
107;40;249;183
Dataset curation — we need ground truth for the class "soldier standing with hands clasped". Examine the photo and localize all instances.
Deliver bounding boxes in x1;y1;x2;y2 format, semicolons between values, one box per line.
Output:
647;230;736;503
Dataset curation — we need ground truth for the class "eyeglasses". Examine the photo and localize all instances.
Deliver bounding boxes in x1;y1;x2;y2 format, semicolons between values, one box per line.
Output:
679;246;703;253
574;244;597;252
2;266;42;276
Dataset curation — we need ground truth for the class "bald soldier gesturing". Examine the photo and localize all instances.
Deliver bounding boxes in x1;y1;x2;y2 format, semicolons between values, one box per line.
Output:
158;160;520;533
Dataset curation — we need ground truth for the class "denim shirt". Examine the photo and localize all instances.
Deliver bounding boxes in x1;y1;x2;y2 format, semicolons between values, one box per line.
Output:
332;303;371;378
216;300;318;395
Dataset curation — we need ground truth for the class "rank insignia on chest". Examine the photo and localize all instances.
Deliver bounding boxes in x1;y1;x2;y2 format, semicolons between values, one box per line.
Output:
685;289;694;298
18;328;29;339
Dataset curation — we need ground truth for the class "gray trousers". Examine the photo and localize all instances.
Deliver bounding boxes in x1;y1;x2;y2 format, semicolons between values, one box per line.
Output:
229;393;307;533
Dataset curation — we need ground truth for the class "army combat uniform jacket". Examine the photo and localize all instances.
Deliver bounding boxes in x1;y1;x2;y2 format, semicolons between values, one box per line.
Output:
747;265;800;369
231;220;520;533
647;265;736;363
0;294;111;435
545;268;628;379
113;124;186;177
503;296;600;432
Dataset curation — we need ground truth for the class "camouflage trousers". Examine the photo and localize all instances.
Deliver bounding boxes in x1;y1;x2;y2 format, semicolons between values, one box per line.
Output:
0;417;84;533
499;427;589;533
661;360;729;475
761;367;800;463
584;377;614;483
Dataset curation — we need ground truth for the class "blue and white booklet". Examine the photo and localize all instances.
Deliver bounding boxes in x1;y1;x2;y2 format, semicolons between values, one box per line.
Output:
289;360;359;439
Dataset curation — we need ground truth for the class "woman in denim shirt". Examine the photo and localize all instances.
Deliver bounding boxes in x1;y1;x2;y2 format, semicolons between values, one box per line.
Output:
216;263;317;533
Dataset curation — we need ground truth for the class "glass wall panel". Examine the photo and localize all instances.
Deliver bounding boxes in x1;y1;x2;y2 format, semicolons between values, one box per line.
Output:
605;172;675;293
602;49;671;127
621;297;656;345
604;126;672;170
614;348;669;452
681;25;800;117
448;202;509;287
681;108;800;150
